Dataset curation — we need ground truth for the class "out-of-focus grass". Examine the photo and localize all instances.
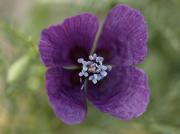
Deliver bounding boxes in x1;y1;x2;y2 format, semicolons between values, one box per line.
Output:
0;0;180;134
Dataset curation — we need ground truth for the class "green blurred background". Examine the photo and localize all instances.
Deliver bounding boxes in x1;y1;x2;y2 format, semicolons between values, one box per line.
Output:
0;0;180;134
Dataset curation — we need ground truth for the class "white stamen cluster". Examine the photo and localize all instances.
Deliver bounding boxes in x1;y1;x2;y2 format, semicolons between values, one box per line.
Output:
77;53;112;84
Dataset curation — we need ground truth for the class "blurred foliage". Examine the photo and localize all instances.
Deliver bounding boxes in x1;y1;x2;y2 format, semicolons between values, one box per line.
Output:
0;0;180;134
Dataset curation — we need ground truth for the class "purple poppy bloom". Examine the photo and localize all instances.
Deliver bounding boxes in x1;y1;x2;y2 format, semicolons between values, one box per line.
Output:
39;4;150;125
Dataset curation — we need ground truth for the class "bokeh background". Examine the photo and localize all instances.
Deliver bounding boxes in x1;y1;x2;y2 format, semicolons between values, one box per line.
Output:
0;0;180;134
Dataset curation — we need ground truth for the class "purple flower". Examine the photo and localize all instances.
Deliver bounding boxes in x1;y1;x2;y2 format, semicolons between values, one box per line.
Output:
39;4;150;125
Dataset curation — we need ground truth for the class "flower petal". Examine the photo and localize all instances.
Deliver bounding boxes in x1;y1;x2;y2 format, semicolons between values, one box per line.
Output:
96;4;148;66
39;13;99;67
46;67;87;124
87;66;150;120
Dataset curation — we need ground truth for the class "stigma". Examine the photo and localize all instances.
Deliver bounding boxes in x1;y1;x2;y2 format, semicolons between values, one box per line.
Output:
77;53;112;85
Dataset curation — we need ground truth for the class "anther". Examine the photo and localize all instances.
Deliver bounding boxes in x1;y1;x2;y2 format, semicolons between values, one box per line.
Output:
77;53;112;86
